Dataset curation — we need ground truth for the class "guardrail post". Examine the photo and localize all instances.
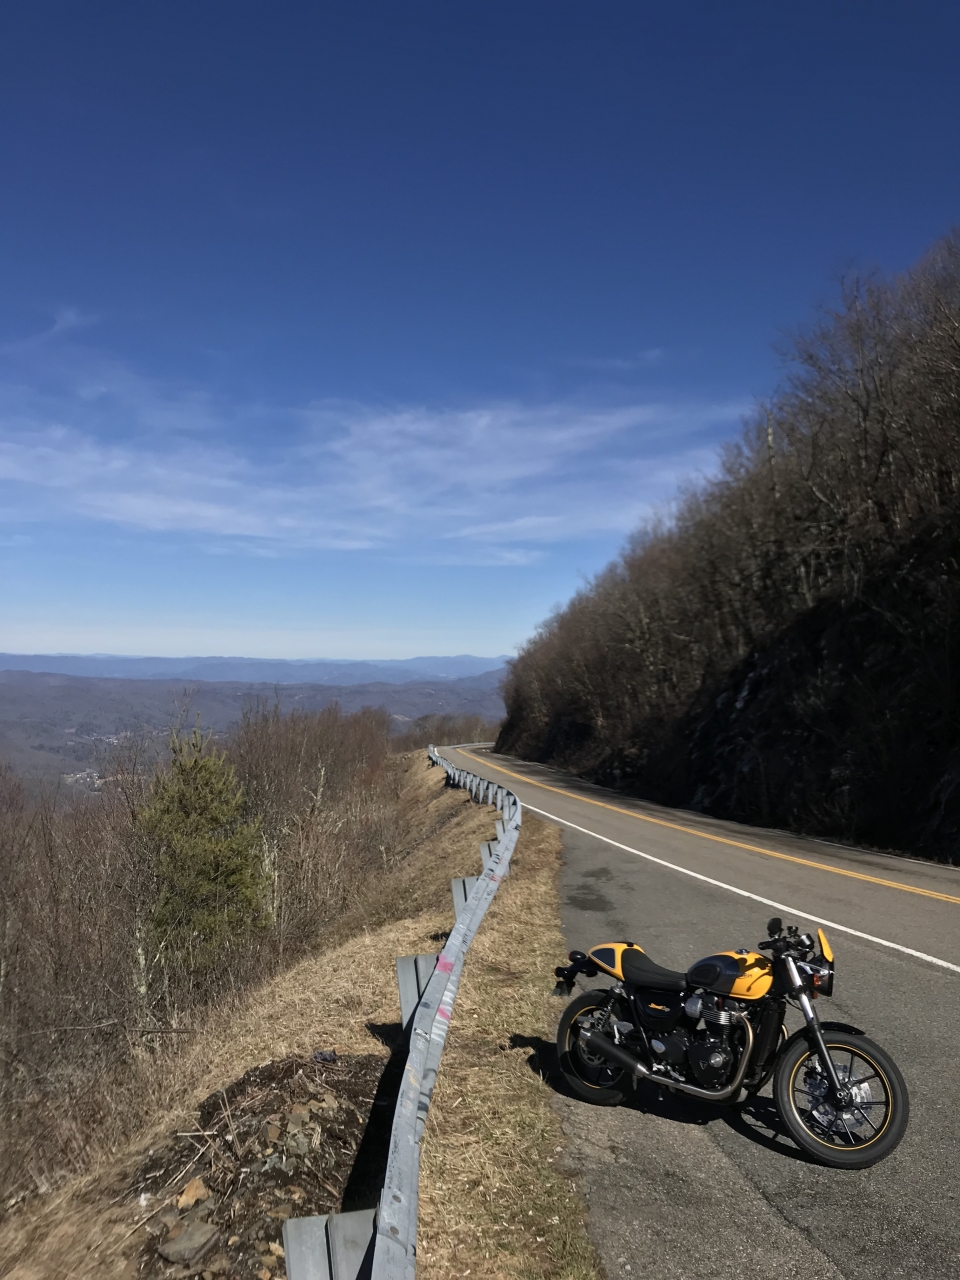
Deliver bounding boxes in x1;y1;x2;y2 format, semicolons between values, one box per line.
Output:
450;876;479;916
395;953;440;1029
284;1208;376;1280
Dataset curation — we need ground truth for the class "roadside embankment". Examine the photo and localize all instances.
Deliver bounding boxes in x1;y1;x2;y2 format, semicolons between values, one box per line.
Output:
0;758;596;1280
0;755;483;1277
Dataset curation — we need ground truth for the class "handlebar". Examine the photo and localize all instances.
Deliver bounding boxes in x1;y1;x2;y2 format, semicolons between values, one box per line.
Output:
758;932;815;956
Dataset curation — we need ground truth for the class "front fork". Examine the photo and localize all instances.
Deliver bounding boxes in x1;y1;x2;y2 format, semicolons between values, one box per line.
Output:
785;956;851;1105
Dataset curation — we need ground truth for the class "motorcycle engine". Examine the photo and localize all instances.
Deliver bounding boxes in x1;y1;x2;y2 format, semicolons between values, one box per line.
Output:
648;1027;690;1065
686;1034;735;1088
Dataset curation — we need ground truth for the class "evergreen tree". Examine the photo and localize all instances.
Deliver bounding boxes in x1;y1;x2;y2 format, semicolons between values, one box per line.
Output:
138;726;268;989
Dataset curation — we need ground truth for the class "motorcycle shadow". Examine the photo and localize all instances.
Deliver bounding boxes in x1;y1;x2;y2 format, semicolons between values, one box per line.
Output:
509;1033;808;1163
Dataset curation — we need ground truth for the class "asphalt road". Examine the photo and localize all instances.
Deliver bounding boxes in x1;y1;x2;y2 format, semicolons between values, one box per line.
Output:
444;747;960;1280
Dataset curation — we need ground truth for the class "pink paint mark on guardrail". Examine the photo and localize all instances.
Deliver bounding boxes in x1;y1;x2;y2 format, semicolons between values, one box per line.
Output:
437;956;455;973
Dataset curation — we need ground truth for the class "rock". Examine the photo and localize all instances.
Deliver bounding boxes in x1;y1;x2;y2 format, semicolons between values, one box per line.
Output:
286;1105;310;1131
286;1132;310;1157
265;1122;281;1142
145;1207;178;1236
269;1241;285;1257
177;1176;211;1210
157;1218;219;1265
204;1254;231;1275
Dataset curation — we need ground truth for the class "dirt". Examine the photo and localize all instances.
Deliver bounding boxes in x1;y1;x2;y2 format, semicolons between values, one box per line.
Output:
127;1052;386;1280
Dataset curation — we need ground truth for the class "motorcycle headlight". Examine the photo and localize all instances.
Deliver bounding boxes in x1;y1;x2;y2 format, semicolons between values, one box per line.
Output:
799;958;834;997
810;960;834;997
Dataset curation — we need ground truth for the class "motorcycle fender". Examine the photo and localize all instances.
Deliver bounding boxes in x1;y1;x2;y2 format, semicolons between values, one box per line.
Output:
778;1019;866;1057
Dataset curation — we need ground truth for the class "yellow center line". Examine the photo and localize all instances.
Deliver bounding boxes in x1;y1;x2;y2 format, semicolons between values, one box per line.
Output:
459;749;960;906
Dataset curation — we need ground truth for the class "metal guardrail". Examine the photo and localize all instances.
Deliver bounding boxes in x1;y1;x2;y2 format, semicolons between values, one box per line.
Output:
284;745;521;1280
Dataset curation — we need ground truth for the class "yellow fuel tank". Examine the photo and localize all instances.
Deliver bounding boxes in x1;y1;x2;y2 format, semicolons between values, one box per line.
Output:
687;950;773;1000
586;941;644;980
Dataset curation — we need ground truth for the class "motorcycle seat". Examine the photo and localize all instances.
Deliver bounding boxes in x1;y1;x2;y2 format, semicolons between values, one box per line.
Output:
620;948;687;992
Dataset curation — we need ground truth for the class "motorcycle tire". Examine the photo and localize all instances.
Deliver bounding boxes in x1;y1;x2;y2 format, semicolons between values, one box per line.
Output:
557;988;630;1106
773;1029;909;1169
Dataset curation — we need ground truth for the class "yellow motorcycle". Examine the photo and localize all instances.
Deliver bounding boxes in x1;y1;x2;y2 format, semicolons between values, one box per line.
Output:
553;917;909;1168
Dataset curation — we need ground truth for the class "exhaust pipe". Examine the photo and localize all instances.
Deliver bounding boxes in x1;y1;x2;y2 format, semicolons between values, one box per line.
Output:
579;1013;754;1103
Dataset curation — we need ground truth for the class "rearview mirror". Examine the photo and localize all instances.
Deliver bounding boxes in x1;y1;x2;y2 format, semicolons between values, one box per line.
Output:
766;916;783;937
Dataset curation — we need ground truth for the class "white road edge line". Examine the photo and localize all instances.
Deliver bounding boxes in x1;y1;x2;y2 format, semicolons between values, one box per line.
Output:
524;802;960;977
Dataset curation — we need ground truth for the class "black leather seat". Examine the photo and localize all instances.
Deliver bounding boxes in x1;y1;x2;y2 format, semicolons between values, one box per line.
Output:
620;948;687;992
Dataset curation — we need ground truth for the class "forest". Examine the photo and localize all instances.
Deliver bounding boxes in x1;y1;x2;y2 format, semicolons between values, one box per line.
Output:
498;230;960;864
0;705;495;1208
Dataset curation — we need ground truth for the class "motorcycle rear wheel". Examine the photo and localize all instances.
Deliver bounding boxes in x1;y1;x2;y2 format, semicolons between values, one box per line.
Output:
557;989;630;1105
773;1030;909;1168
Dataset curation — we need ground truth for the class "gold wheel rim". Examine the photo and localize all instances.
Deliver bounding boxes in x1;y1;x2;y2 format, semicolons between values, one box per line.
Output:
787;1043;893;1150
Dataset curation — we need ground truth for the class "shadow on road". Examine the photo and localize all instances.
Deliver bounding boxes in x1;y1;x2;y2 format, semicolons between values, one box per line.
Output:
510;1030;809;1163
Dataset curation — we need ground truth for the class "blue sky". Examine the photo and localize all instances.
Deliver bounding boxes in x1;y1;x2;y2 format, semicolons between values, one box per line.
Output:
2;2;958;659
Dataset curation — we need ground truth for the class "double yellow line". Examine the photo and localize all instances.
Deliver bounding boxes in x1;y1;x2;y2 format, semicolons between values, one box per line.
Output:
460;750;960;907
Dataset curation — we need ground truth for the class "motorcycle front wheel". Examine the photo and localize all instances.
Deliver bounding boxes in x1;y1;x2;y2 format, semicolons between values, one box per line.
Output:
557;988;630;1105
773;1029;909;1168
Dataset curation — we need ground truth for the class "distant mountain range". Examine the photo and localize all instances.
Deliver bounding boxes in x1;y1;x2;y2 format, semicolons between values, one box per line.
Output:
0;653;511;685
0;667;506;781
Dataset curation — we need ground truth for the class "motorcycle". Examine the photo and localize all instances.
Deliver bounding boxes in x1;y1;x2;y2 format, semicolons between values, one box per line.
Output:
553;917;909;1168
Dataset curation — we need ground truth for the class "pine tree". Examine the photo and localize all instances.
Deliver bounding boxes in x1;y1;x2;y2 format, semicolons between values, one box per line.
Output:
138;726;268;992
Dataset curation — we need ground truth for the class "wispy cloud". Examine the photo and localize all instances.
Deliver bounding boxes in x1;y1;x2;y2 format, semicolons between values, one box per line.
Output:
575;347;665;372
0;306;98;356
0;333;745;563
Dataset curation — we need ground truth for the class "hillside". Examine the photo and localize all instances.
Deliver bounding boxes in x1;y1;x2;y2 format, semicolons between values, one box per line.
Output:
0;753;593;1280
498;230;960;864
590;511;960;862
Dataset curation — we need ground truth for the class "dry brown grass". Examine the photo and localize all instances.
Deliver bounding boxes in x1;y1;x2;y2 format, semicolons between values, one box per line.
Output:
417;816;601;1280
